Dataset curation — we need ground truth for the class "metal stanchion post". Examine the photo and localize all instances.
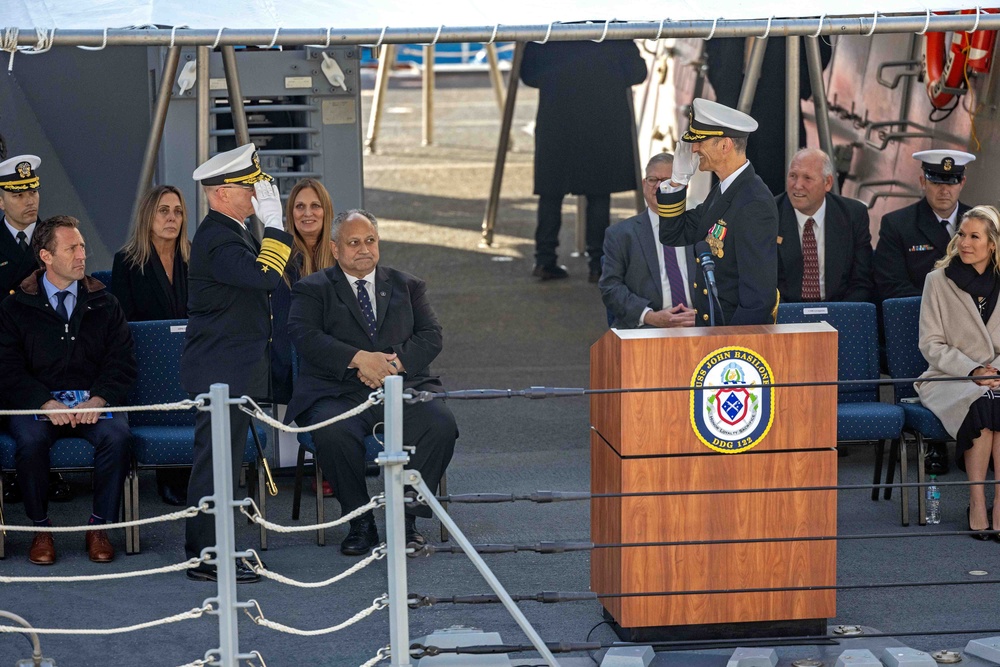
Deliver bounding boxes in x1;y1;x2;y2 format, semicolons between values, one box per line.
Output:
381;376;413;667
205;383;241;667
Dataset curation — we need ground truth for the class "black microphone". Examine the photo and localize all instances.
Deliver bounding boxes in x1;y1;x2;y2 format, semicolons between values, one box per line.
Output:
694;240;718;298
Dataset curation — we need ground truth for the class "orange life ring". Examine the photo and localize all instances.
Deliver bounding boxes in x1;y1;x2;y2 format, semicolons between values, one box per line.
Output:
964;8;999;73
924;23;969;108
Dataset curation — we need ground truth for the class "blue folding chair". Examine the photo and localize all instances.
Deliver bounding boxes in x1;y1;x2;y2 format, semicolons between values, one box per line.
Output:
777;302;904;506
91;270;112;288
882;297;952;526
126;319;269;552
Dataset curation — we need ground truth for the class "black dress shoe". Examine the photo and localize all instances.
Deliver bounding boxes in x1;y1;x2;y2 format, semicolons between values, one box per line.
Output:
48;473;73;502
968;506;991;541
2;473;21;504
341;514;379;556
925;445;949;475
405;515;427;556
533;264;569;281
157;481;188;507
187;560;260;583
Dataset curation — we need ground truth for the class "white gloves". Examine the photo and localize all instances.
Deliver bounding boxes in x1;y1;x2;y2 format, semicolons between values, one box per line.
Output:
670;140;700;186
252;181;284;230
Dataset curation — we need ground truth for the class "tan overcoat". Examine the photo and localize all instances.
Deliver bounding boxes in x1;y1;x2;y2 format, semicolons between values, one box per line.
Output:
916;268;1000;437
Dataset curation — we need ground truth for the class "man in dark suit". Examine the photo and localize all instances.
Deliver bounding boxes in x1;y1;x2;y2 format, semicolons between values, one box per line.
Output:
875;149;975;301
776;148;874;303
600;153;697;328
0;155;74;506
287;209;456;557
657;98;779;326
181;144;292;583
874;148;975;475
0;215;136;565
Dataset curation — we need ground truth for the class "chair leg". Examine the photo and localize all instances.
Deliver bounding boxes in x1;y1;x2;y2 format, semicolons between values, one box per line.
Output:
0;475;6;559
132;467;141;554
124;468;135;555
257;462;268;551
884;438;899;500
292;446;306;521
916;433;928;527
315;458;325;546
439;471;449;543
871;439;886;501
900;436;910;526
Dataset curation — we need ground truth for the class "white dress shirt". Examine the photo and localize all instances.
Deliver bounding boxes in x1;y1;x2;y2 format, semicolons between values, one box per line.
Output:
936;206;960;237
5;219;36;245
351;269;378;316
793;199;828;300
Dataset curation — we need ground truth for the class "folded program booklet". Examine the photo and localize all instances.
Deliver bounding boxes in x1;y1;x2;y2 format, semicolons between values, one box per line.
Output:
35;390;112;420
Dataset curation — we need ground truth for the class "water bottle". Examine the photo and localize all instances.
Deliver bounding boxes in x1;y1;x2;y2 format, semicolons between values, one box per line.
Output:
926;474;941;525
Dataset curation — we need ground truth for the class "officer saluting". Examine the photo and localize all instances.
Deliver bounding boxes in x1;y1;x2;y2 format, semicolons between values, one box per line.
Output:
181;144;292;583
656;99;779;326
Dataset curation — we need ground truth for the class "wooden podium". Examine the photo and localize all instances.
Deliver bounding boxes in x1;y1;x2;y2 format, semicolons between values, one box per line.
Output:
590;323;838;639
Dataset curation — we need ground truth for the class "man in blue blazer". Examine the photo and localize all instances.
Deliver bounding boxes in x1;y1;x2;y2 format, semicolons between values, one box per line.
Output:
600;153;697;328
287;209;456;557
775;148;874;303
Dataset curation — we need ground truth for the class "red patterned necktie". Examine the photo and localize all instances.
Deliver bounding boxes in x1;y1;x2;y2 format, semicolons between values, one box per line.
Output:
801;217;821;302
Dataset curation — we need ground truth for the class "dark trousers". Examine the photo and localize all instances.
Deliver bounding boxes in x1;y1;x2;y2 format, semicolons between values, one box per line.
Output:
535;193;611;271
185;405;251;559
302;391;457;519
9;413;131;522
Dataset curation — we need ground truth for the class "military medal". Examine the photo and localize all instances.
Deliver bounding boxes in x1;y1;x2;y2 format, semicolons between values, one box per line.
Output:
707;220;727;258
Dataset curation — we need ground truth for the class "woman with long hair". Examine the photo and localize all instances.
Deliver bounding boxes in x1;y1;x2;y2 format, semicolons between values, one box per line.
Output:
917;205;1000;539
110;185;191;505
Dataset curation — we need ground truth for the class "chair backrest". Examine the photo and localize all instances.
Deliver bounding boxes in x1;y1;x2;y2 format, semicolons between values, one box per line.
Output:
127;319;193;426
776;301;880;402
91;270;112;287
881;297;926;400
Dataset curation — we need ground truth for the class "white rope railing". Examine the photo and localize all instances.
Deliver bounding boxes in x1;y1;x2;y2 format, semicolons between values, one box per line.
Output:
240;495;383;533
0;398;200;417
0;604;212;636
239;395;378;433
360;647;391;667
242;548;384;589
0;557;206;583
243;596;387;637
1;503;206;532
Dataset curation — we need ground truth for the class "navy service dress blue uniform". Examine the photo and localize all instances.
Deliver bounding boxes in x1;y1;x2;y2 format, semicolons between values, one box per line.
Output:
874;149;976;300
180;144;292;569
0;155;44;298
656;99;779;326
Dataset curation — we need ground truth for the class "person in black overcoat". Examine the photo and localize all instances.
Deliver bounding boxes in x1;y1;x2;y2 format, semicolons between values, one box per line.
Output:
111;185;191;506
657;99;779;326
520;37;647;280
180;145;292;583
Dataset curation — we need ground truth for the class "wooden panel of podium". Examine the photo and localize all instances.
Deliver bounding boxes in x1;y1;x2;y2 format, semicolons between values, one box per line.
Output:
590;323;838;640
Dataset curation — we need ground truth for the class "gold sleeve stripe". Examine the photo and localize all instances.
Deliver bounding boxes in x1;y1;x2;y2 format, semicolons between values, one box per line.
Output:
657;201;687;216
258;238;291;273
771;289;781;324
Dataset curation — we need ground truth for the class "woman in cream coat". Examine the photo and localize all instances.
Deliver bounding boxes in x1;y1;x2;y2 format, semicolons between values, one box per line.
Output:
917;205;1000;539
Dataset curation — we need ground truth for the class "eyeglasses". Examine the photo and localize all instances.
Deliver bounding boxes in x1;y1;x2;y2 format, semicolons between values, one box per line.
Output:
643;176;669;187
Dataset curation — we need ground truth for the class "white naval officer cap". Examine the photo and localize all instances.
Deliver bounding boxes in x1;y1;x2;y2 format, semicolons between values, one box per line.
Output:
0;155;41;192
192;143;273;186
912;149;975;184
682;98;759;143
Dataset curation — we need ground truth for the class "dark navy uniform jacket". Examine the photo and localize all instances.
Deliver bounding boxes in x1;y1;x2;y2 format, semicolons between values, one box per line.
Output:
180;210;292;397
874;198;971;300
0;215;41;299
656;162;779;326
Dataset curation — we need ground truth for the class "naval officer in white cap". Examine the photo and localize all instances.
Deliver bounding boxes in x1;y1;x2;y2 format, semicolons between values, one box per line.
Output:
656;98;779;326
875;149;976;301
0;155;44;299
180;143;292;583
874;148;975;477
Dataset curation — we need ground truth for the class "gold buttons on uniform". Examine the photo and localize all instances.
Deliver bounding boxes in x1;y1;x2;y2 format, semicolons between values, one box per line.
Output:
703;314;709;321
693;282;698;288
703;289;708;295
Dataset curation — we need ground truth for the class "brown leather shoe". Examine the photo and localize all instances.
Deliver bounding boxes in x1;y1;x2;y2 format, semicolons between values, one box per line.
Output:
28;532;56;565
85;529;115;563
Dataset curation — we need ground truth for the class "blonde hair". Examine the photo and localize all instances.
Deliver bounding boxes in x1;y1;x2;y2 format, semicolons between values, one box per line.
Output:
120;185;191;272
935;204;1000;273
284;178;335;284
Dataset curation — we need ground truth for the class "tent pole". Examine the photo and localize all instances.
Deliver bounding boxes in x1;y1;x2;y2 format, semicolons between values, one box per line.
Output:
132;45;181;225
196;46;210;222
480;41;525;247
805;36;838;194
365;45;395;155
422;45;435;146
785;37;801;174
221;46;250;145
738;37;767;113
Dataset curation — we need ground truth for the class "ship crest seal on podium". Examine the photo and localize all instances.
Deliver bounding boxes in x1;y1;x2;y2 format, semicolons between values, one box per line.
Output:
690;346;775;453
